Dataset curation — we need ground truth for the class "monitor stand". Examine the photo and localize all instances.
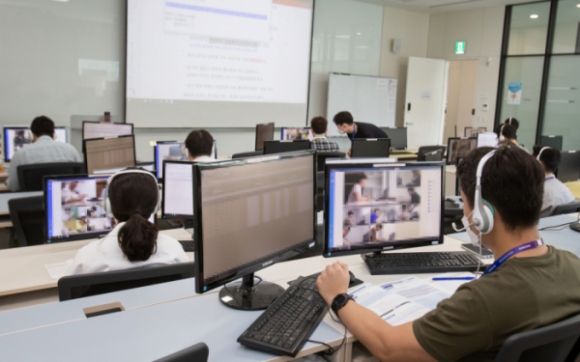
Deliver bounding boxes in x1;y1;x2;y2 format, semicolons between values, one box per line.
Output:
219;273;284;311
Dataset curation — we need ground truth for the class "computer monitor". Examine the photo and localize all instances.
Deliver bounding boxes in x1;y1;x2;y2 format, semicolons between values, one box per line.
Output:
84;135;136;175
155;141;217;178
557;150;580;183
540;135;563;151
446;138;477;165
193;150;316;310
417;146;446;161
255;123;275;151
281;127;311;141
477;132;498;148
162;160;194;219
465;127;487;137
323;159;444;257
82;121;134;140
45;174;155;243
382;127;407;150
263;140;311;155
3;126;68;162
351;139;391;158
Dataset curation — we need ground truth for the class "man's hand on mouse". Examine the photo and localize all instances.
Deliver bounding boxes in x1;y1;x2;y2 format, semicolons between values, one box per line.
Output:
316;261;350;306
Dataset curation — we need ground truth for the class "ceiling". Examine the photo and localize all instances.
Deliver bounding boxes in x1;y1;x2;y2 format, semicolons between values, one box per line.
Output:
355;0;546;14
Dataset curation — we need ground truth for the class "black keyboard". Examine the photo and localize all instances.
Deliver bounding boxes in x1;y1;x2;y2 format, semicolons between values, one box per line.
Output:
237;276;328;357
363;251;482;275
178;240;195;252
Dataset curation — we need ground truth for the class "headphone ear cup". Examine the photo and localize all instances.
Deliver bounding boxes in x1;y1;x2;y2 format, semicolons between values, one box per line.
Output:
479;204;494;234
105;197;111;215
154;187;162;215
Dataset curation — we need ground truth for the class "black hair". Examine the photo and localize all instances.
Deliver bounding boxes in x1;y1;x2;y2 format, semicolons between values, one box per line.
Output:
501;124;517;140
185;130;214;159
311;116;328;135
504;117;520;130
348;211;354;215
333;111;354;126
30;116;55;138
109;171;159;262
532;144;561;173
457;146;544;231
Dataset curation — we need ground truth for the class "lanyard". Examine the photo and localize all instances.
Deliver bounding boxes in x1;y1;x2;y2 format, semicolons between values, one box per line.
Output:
349;123;356;141
482;239;545;276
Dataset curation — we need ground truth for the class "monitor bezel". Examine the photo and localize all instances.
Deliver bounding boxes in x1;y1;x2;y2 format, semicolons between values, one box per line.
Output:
446;137;477;165
263;139;312;155
153;141;179;180
254;122;275;151
161;159;195;220
539;135;563;152
351;138;391;158
193;150;317;294
83;134;137;175
43;174;113;243
323;159;445;258
82;121;134;141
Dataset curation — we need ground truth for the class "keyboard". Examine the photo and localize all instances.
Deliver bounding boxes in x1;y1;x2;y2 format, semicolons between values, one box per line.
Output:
237;276;328;357
363;251;483;275
178;240;195;252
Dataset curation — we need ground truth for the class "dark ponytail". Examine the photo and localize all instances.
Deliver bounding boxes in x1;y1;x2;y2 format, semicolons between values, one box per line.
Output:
108;172;160;261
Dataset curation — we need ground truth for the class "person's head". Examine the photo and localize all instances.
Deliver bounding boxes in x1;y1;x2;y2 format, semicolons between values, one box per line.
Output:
376;223;383;230
347;211;354;218
374;208;380;213
68;181;78;190
504;117;520;130
358;174;368;187
310;116;328;136
402;205;407;211
108;169;160;262
185;129;214;160
407;187;415;195
501;124;517;142
532;145;561;174
30;116;55;141
333;111;355;134
457;147;544;245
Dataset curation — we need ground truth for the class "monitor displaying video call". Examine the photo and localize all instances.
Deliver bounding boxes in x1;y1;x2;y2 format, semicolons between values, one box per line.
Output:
4;127;67;162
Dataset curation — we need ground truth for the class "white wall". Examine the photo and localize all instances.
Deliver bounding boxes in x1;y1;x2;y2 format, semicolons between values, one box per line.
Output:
427;7;505;133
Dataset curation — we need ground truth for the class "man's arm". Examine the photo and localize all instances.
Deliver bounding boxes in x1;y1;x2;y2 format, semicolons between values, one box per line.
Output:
317;262;435;362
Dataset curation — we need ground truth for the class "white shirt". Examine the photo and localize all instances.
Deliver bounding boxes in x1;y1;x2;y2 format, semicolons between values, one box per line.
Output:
6;136;82;191
65;222;189;275
192;155;216;163
348;184;363;203
542;175;576;212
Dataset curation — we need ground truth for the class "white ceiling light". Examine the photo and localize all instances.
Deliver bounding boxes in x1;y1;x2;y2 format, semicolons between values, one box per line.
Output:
530;14;539;19
576;3;580;8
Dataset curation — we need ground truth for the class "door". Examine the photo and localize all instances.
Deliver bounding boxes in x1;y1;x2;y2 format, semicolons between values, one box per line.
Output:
444;60;479;140
404;57;449;150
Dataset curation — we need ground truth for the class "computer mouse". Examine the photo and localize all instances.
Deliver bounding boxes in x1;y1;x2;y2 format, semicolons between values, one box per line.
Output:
349;271;356;284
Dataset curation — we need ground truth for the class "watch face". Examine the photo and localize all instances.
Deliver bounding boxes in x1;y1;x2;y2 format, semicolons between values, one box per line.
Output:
334;294;347;305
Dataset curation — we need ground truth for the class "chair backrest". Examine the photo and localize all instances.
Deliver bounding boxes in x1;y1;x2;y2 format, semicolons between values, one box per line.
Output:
154;342;209;362
551;201;580;216
316;151;346;172
231;150;263;159
8;196;44;247
417;146;446;161
495;314;580;362
17;162;85;191
58;262;195;301
424;149;444;162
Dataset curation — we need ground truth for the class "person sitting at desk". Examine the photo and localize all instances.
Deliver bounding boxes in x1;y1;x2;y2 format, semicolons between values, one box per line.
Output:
310;116;339;152
499;125;527;151
66;169;188;275
370;209;382;224
347;175;371;203
61;181;88;204
316;146;580;361
408;187;420;204
344;211;355;227
533;145;575;214
185;129;216;163
370;223;385;242
6;116;82;192
333;111;388;156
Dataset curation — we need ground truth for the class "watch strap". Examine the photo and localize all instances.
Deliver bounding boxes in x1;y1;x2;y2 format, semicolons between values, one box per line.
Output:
331;293;354;314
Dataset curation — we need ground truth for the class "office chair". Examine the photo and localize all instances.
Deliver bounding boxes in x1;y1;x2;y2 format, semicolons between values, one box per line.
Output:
232;150;263;159
550;202;580;217
8;196;44;247
58;262;195;301
494;314;580;362
17;162;85;191
316;151;346;172
417;146;446;161
154;342;209;362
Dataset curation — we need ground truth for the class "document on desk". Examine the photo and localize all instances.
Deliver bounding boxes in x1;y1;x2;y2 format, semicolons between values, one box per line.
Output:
45;260;72;279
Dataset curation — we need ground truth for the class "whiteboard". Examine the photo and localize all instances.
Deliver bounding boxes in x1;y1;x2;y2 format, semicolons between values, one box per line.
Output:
326;73;397;136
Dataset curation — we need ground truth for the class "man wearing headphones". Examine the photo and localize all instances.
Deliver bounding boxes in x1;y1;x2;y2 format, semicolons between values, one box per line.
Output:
533;145;575;214
316;146;580;361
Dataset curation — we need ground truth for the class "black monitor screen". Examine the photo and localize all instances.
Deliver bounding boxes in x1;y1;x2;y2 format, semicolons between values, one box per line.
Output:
263;140;311;155
194;151;315;293
557;151;580;183
446;138;477;165
540;135;563;151
255;123;275;151
351;139;391;158
324;159;444;257
382;128;407;149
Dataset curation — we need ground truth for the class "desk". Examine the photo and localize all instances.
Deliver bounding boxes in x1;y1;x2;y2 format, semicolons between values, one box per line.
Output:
565;181;580;199
392;149;418;161
0;228;193;311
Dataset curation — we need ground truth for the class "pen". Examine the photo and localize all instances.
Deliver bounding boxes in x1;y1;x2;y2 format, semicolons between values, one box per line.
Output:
432;277;475;281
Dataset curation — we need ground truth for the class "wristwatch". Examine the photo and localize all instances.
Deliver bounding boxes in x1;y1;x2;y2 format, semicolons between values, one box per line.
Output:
331;293;354;314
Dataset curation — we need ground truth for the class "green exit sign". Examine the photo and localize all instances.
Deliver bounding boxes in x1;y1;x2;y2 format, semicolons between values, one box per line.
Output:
455;41;466;54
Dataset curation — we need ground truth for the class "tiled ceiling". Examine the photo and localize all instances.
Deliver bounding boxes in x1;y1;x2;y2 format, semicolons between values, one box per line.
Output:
355;0;542;14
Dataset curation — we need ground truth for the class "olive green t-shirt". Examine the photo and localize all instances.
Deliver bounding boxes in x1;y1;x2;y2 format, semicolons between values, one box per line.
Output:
413;246;580;362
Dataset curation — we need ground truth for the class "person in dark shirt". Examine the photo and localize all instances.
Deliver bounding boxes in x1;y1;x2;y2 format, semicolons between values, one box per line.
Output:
408;187;420;204
333;111;388;156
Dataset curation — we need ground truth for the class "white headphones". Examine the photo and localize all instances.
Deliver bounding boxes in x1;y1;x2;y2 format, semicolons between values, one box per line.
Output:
507;117;513;125
103;168;161;216
472;150;496;234
537;146;550;161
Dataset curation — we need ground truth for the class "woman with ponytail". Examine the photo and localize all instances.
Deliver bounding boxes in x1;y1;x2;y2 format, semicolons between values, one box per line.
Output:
66;169;188;275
